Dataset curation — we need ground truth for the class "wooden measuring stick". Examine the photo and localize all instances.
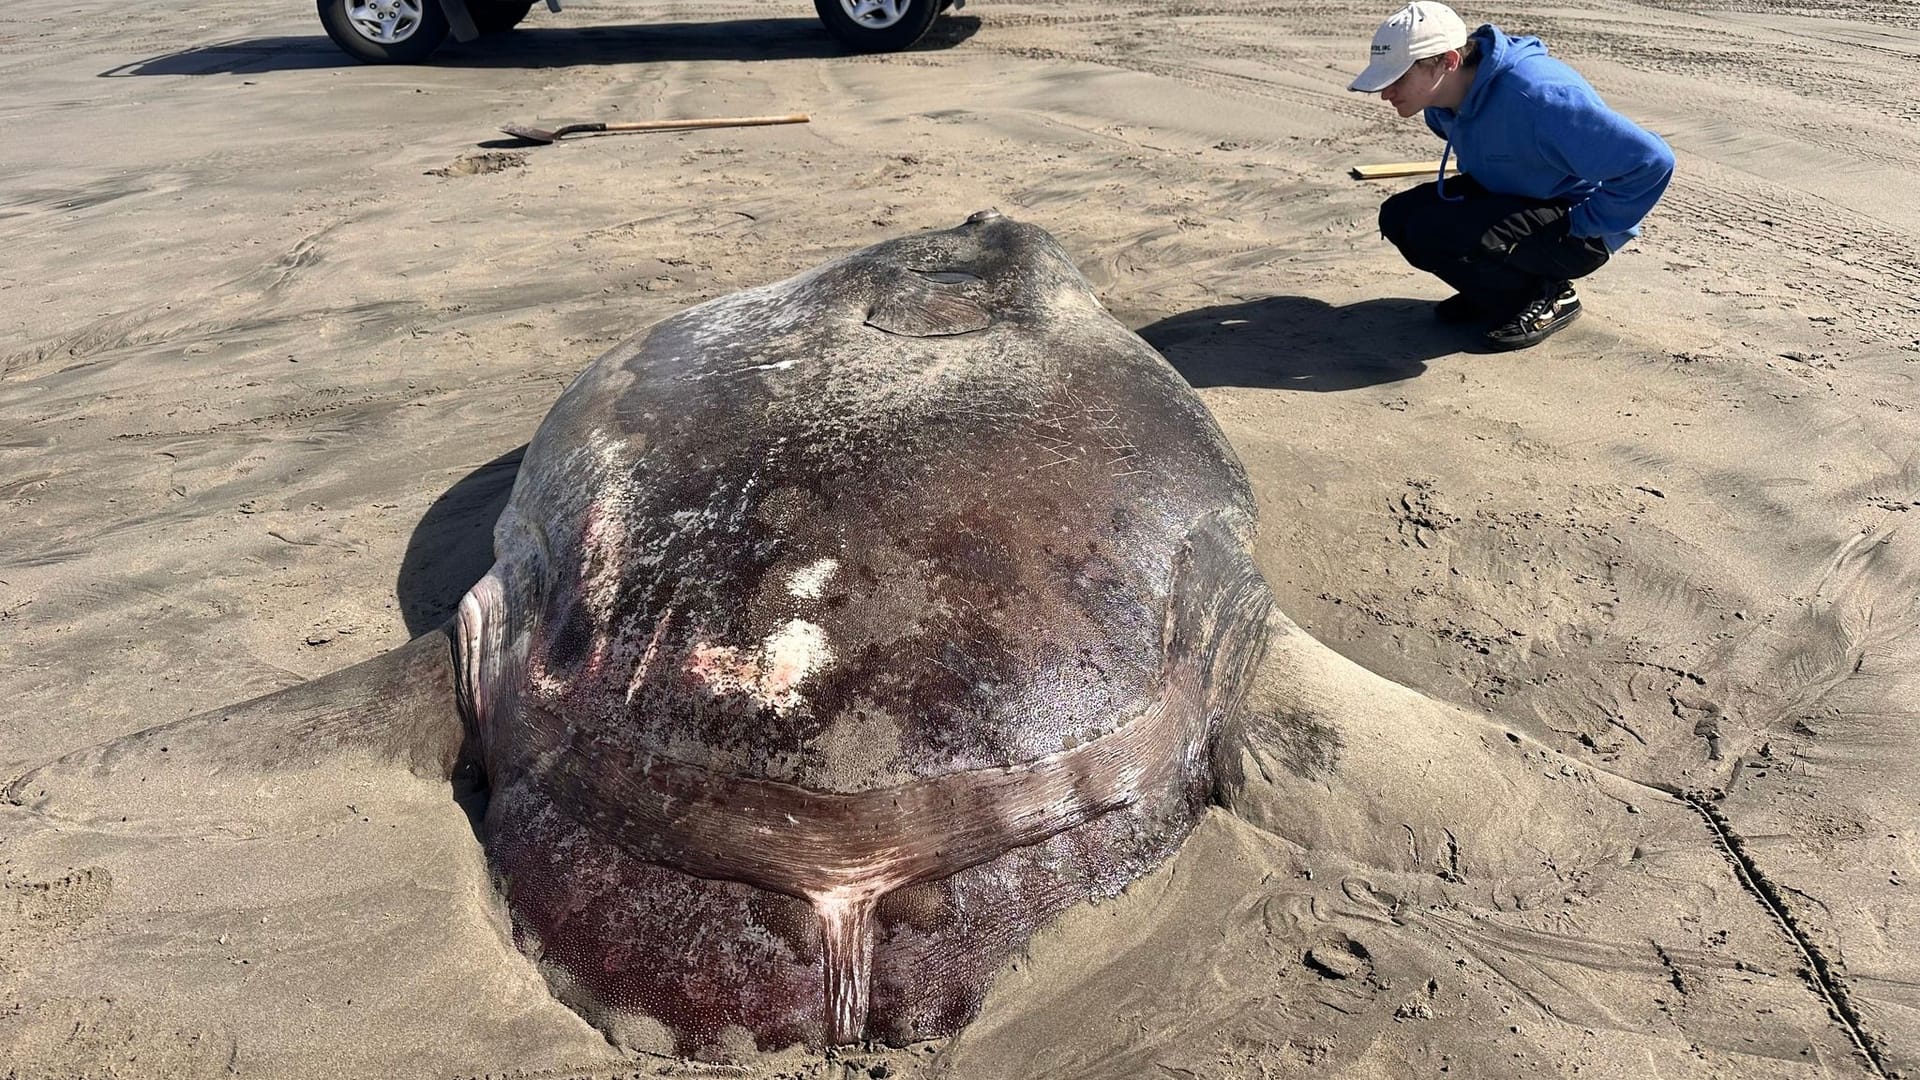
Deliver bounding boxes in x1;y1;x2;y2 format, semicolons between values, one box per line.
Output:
1349;160;1462;180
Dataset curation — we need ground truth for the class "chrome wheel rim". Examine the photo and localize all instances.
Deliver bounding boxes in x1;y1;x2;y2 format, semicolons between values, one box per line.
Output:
838;0;911;29
345;0;424;43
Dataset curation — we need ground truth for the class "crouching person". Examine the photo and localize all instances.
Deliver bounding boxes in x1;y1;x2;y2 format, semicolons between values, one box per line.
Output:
1351;2;1675;350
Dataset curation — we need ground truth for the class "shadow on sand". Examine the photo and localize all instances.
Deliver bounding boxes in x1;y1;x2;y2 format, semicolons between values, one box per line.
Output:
100;15;981;77
396;445;523;636
1138;295;1475;392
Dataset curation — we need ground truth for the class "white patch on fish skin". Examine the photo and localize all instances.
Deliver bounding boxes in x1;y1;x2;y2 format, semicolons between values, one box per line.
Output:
624;610;675;706
572;493;633;682
685;619;834;714
788;558;839;600
761;619;832;691
589;432;631;476
674;271;830;356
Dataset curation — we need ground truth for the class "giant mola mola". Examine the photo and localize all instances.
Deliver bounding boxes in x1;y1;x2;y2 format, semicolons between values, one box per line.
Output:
6;211;1648;1059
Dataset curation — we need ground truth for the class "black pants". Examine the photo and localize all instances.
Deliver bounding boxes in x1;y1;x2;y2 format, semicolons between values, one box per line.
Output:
1379;175;1611;314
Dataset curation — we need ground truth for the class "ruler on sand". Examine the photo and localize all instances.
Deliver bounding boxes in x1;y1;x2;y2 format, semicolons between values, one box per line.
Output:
1350;160;1462;180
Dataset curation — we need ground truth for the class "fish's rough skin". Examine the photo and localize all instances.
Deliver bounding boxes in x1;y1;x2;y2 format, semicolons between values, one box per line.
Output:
455;210;1274;1055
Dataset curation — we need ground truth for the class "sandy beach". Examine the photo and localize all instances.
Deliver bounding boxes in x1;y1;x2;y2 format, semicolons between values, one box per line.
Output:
3;0;1917;1075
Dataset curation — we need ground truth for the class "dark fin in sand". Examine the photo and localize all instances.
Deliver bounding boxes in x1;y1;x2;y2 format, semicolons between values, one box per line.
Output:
4;624;469;818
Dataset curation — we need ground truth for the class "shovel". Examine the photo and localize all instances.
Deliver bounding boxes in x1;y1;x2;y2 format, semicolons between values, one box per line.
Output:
500;113;811;144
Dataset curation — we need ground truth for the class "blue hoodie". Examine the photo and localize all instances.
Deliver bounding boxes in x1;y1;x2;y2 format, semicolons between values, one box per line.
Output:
1426;25;1674;252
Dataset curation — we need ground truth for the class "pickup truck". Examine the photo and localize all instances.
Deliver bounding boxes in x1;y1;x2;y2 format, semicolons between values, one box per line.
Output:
319;0;962;63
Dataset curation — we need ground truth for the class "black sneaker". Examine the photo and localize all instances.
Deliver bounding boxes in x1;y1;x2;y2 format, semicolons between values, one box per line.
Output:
1433;293;1486;325
1485;283;1581;351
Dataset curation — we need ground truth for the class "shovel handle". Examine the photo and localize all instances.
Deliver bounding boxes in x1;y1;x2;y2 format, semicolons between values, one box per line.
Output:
586;113;811;135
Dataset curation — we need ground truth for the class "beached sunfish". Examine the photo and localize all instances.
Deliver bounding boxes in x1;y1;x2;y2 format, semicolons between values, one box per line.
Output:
454;209;1271;1052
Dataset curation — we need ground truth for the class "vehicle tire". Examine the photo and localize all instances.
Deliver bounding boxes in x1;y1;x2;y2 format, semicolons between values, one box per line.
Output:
470;0;534;33
813;0;941;52
317;0;450;63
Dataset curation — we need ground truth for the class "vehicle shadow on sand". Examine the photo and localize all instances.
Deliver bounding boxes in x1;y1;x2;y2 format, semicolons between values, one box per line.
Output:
1138;295;1475;392
99;15;981;77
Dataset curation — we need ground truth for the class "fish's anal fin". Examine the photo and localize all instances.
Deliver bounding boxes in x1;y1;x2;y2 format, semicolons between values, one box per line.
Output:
815;889;878;1045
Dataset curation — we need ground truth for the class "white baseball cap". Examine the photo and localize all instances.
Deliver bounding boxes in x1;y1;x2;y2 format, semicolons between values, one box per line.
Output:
1348;1;1469;93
